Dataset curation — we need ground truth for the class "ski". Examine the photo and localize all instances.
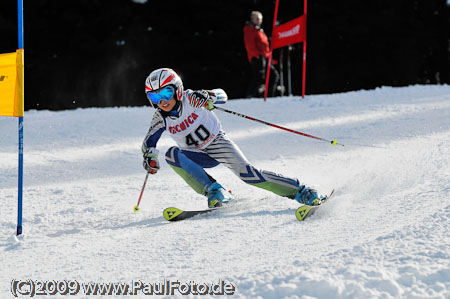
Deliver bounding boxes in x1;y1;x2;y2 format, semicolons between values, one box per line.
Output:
163;189;335;222
295;189;335;221
163;206;222;222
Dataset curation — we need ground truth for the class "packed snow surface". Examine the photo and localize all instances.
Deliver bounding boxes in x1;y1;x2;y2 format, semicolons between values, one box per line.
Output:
1;85;449;298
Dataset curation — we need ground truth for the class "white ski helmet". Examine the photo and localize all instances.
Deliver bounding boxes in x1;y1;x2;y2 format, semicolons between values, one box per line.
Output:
145;68;184;107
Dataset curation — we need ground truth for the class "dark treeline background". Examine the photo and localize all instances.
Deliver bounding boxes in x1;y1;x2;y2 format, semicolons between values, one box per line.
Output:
0;0;449;110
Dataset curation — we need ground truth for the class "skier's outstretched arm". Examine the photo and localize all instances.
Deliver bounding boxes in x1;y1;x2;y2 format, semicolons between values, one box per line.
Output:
141;111;165;174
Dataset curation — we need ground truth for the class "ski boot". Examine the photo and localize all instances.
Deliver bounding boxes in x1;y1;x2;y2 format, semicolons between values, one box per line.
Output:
294;185;323;206
206;182;233;208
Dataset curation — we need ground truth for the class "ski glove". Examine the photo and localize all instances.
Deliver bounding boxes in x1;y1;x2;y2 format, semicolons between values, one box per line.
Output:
143;148;160;174
188;90;211;109
207;88;228;110
188;88;228;110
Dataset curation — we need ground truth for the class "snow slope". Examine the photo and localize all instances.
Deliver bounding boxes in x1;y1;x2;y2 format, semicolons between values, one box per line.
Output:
1;85;449;298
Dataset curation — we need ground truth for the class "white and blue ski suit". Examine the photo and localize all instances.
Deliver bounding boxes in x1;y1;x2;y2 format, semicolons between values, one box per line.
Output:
142;89;301;198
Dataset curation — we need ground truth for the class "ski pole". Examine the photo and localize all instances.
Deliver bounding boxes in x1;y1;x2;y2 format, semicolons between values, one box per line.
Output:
214;106;344;146
133;171;150;213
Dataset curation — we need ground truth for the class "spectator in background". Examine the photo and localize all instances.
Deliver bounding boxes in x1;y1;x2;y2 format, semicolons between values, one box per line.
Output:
243;11;279;98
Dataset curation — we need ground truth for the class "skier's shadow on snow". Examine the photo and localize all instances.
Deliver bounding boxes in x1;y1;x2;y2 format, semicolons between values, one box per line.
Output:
41;207;303;240
98;208;298;230
43;218;167;239
93;217;168;231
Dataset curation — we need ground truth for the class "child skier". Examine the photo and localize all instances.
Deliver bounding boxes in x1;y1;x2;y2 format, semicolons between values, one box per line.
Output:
142;68;324;208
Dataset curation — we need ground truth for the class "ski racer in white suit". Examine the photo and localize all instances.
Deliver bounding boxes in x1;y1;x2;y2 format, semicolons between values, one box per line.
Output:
142;68;324;208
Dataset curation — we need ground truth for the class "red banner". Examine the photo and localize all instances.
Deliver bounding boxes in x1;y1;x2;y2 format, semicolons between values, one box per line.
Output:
271;15;306;50
264;0;308;100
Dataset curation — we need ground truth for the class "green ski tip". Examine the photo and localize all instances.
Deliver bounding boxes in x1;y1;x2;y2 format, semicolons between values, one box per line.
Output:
163;207;184;221
296;205;312;221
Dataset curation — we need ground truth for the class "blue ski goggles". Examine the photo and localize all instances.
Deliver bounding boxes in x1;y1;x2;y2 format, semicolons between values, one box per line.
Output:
146;86;175;105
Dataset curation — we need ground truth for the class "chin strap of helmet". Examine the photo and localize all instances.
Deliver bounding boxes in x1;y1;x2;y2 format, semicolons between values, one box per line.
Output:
169;101;181;117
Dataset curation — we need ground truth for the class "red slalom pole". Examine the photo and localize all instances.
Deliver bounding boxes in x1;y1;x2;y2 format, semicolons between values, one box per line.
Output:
215;106;344;146
302;0;307;98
